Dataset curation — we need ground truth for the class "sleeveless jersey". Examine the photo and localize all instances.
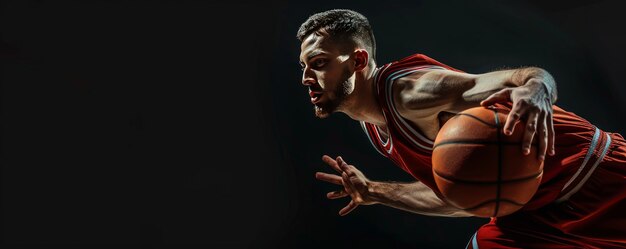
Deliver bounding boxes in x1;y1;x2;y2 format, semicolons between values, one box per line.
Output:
360;53;614;210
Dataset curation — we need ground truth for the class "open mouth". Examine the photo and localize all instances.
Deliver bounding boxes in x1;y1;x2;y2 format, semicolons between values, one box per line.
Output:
309;91;323;104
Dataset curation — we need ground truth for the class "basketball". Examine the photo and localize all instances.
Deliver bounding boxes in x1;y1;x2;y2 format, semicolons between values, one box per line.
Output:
432;106;544;218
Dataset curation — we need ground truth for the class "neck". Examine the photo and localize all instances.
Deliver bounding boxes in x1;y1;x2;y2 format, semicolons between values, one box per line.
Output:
339;63;386;127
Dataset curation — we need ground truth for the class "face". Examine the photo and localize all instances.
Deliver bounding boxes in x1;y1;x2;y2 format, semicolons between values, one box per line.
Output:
299;33;355;118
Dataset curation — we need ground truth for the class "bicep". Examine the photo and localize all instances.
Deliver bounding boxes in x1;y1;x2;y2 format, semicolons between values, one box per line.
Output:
394;69;479;115
397;68;523;113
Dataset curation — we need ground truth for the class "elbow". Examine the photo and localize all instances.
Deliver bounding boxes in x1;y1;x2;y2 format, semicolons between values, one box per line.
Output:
426;209;475;218
451;210;475;218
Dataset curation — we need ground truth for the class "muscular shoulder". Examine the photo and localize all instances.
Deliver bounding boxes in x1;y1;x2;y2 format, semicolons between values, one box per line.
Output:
392;71;427;108
391;70;456;117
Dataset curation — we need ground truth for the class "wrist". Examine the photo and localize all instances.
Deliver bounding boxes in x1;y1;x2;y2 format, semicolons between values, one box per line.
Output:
540;80;557;104
527;78;557;104
366;181;385;204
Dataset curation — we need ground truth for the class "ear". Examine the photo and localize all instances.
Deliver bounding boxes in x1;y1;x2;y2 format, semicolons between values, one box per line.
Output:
353;49;369;72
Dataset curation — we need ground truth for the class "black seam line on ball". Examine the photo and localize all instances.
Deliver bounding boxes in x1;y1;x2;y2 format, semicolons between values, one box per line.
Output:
453;113;498;128
461;199;525;211
432;140;539;149
494;108;503;217
432;170;542;185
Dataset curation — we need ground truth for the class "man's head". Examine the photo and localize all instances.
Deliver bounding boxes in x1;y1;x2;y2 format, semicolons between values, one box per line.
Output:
297;9;376;118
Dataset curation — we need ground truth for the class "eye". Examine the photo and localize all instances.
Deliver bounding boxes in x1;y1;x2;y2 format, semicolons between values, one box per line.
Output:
314;59;327;68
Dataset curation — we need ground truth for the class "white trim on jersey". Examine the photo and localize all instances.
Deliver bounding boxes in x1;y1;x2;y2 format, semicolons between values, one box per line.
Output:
559;127;601;191
359;121;386;156
556;129;612;203
465;231;479;249
374;63;393;96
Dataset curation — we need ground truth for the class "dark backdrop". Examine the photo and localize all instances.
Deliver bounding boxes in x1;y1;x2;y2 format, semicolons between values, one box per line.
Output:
2;0;625;248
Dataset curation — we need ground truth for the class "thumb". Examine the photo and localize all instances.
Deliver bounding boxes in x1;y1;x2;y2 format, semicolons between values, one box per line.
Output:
481;88;512;107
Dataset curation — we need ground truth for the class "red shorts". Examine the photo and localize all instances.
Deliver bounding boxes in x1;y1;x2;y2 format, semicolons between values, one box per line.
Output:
467;132;626;249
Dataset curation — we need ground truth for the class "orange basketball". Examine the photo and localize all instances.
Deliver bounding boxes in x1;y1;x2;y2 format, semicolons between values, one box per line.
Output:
432;106;544;218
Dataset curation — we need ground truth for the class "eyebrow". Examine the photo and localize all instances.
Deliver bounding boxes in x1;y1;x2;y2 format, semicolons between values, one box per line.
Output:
299;50;326;67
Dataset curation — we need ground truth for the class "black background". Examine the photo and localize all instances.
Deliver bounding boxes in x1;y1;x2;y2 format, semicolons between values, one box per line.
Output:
2;0;625;248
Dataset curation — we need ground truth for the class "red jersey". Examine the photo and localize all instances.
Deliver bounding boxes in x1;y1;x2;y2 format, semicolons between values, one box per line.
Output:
360;53;614;211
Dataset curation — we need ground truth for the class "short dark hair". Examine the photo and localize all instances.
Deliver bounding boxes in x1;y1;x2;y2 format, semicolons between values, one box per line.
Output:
296;9;376;62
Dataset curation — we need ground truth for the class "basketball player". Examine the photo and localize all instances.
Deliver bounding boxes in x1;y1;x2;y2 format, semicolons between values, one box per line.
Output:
298;9;626;248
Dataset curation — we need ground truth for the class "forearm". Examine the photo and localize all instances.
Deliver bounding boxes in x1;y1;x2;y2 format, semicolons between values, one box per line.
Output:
367;180;473;217
474;67;557;103
403;67;557;111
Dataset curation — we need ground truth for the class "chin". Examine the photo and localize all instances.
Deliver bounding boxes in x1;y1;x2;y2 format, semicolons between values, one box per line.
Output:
314;106;332;118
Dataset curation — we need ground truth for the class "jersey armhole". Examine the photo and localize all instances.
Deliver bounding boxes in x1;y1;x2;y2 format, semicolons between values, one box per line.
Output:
360;121;387;157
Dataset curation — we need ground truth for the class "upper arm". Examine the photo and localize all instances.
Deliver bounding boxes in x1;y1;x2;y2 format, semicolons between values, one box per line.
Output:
393;69;478;117
393;68;521;116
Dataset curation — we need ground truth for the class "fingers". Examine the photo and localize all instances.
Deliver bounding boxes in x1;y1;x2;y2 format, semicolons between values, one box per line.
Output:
332;155;351;174
341;171;352;186
327;190;348;199
480;88;512;107
339;200;359;216
537;111;548;161
503;101;526;136
337;156;355;177
322;155;342;173
321;156;361;216
315;172;343;185
521;110;539;155
340;171;357;196
337;156;349;171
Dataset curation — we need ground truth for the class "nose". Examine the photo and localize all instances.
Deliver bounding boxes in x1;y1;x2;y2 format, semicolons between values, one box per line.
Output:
301;69;316;86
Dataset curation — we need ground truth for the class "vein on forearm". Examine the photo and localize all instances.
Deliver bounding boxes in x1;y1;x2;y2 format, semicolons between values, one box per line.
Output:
369;181;470;217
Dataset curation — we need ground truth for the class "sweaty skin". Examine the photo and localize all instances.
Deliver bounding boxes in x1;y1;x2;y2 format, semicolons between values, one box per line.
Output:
393;67;556;154
301;32;557;217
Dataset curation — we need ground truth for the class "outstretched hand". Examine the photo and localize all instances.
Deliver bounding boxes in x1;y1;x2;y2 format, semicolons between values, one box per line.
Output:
480;79;555;160
315;155;376;216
